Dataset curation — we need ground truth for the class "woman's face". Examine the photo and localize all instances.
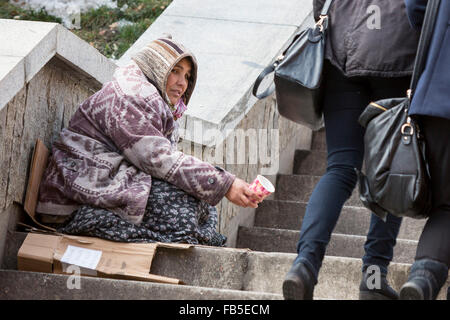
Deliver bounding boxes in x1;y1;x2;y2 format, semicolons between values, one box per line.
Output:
166;58;192;105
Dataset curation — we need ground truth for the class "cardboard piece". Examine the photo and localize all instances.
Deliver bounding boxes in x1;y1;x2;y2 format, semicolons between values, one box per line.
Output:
18;233;192;285
23;139;56;232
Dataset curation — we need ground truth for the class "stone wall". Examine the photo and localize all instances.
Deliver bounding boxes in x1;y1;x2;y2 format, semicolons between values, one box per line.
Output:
0;56;100;264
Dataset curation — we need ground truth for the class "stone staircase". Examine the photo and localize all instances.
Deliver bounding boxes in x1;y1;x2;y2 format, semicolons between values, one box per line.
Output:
236;128;449;300
1;128;448;300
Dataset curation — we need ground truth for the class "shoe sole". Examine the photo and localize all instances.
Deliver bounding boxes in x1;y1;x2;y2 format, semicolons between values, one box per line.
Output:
400;282;425;300
283;277;306;300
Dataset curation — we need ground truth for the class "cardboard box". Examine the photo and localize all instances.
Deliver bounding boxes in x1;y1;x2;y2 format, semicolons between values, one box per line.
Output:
18;233;192;285
23;139;57;232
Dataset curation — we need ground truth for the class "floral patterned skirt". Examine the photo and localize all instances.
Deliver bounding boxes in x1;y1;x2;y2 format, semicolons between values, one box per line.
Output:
57;178;227;246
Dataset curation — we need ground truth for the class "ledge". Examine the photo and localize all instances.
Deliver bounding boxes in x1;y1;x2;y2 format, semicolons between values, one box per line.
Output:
0;19;117;112
119;0;314;147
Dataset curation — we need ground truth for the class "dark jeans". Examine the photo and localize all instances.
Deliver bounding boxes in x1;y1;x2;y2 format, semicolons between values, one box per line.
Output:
294;61;410;280
414;116;450;267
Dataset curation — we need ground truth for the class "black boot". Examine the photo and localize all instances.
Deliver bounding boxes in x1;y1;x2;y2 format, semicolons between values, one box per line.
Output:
400;259;449;300
282;262;316;300
359;266;399;300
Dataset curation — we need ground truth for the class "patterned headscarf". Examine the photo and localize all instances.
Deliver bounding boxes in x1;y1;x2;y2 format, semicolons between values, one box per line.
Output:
131;35;198;117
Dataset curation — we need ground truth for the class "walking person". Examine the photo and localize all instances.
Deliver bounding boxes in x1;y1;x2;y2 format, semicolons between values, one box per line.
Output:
398;0;450;300
282;0;421;300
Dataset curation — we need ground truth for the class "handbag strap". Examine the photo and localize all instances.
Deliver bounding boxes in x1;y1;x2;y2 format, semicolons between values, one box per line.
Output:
253;0;334;99
320;0;334;16
408;0;440;101
252;64;276;99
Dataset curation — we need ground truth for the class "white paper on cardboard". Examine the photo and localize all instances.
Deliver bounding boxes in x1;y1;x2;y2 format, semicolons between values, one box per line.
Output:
60;245;102;270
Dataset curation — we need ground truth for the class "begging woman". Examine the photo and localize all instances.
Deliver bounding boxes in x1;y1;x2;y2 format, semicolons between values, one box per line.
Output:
36;36;262;246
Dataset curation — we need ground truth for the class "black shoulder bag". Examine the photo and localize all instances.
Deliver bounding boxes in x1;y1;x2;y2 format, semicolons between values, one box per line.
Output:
252;0;333;131
357;0;440;221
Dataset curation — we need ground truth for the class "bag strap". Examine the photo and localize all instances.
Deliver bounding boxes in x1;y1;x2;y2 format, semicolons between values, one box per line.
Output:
252;64;276;99
253;0;334;99
408;0;440;100
320;0;334;16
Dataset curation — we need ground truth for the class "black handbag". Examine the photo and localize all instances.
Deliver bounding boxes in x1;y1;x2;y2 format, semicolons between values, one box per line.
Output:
252;0;333;131
357;0;440;221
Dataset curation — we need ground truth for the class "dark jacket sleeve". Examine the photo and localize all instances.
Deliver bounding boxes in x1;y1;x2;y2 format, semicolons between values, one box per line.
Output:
405;0;428;29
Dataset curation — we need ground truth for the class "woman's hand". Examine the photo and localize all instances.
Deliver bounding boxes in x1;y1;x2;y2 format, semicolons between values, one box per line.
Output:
225;178;265;208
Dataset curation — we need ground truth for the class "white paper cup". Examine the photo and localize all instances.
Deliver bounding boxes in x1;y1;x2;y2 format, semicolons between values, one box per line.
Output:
249;175;275;199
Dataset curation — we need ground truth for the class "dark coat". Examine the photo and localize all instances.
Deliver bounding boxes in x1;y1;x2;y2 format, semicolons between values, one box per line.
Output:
405;0;450;120
313;0;420;77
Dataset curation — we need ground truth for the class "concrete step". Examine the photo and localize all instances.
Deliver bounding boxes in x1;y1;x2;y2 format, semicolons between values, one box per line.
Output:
254;200;427;241
2;232;448;300
1;231;281;300
0;269;281;300
293;150;327;176
245;252;447;300
153;245;448;300
311;128;326;151
292;147;367;181
236;226;419;264
275;174;362;207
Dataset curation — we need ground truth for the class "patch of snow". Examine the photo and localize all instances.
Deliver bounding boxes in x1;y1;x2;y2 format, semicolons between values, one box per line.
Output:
9;0;120;29
117;19;134;28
